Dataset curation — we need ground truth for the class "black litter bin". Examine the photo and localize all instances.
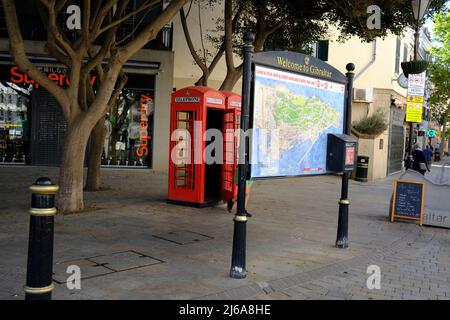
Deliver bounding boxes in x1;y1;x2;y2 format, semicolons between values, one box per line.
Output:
355;156;369;182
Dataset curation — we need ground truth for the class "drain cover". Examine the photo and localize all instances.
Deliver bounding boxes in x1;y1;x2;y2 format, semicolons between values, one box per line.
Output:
152;230;214;245
53;250;164;284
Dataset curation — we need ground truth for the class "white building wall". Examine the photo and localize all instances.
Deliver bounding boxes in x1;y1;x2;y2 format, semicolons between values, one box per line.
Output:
171;1;242;93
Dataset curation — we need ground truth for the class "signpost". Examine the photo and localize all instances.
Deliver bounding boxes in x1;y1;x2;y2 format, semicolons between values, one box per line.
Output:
406;95;424;123
406;73;425;124
406;72;426;168
230;32;356;279
407;72;426;96
391;180;425;225
427;129;436;138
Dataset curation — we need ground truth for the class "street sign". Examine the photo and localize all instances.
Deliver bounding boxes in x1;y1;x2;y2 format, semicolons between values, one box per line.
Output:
427;129;436;138
407;72;426;96
397;73;408;88
407;95;424;103
406;101;423;123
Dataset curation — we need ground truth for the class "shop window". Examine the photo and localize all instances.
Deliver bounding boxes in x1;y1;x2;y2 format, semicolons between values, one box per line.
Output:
174;111;195;189
0;85;30;164
102;89;155;167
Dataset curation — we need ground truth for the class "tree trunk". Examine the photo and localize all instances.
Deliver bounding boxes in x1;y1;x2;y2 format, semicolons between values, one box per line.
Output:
85;118;106;191
220;65;243;91
57;117;92;213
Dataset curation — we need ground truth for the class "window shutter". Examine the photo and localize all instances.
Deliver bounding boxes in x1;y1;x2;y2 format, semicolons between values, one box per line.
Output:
317;40;329;62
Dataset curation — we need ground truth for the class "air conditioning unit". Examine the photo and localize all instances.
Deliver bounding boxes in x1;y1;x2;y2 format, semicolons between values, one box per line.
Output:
353;88;373;102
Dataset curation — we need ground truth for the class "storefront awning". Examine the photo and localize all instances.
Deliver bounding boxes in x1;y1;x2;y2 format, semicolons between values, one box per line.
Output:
392;97;406;109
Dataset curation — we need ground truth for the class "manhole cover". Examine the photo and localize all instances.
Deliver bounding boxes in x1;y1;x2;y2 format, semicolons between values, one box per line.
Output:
53;250;164;284
152;230;214;245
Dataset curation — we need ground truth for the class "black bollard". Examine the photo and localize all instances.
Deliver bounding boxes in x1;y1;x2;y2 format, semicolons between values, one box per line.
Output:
24;177;58;300
335;63;355;249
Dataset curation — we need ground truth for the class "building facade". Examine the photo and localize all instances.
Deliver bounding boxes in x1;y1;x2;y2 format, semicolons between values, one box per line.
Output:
0;1;174;171
322;29;420;180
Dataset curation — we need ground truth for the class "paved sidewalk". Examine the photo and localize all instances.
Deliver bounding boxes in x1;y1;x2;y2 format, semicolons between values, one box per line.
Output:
0;166;449;300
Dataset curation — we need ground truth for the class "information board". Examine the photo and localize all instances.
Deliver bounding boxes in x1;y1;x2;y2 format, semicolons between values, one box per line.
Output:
391;180;425;225
249;52;347;178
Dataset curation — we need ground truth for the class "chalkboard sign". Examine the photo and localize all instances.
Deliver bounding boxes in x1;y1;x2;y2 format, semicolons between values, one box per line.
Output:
391;180;425;225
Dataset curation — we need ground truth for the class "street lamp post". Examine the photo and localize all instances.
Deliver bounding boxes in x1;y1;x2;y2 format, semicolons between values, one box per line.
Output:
407;0;431;169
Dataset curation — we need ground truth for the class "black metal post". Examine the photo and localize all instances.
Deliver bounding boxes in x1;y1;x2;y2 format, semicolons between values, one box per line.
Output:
24;177;58;300
336;63;355;249
408;123;414;169
407;25;421;169
230;32;254;279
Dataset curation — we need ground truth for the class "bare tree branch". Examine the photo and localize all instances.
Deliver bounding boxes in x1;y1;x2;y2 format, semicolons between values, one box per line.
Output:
97;0;160;37
83;0;91;43
118;0;190;62
195;1;243;86
41;0;77;59
107;72;128;110
224;0;234;70
1;0;70;119
180;5;209;85
35;2;72;67
197;1;207;66
114;3;157;47
90;0;120;42
55;0;70;13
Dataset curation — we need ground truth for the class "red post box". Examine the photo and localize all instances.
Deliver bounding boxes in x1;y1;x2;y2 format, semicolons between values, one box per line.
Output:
167;86;241;207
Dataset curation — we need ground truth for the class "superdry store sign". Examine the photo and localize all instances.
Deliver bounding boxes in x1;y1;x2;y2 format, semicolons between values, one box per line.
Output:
1;65;97;88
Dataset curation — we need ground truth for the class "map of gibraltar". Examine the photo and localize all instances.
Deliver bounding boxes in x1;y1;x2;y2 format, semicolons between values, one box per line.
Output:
250;65;345;178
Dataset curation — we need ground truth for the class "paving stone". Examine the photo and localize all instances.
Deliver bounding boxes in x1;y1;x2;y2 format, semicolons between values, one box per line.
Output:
2;165;450;300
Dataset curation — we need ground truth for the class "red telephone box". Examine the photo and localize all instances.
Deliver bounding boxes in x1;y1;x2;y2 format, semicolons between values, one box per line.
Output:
167;87;241;207
221;91;241;202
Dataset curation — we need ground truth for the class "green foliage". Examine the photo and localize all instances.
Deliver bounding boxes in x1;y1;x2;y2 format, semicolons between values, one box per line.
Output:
429;61;450;125
207;0;447;54
431;7;450;64
188;0;448;89
263;20;327;54
352;109;388;136
429;7;450;127
330;0;446;42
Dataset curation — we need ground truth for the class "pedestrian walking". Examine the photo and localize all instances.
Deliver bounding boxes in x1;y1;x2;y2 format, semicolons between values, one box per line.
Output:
412;144;429;175
434;142;441;161
424;145;433;167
